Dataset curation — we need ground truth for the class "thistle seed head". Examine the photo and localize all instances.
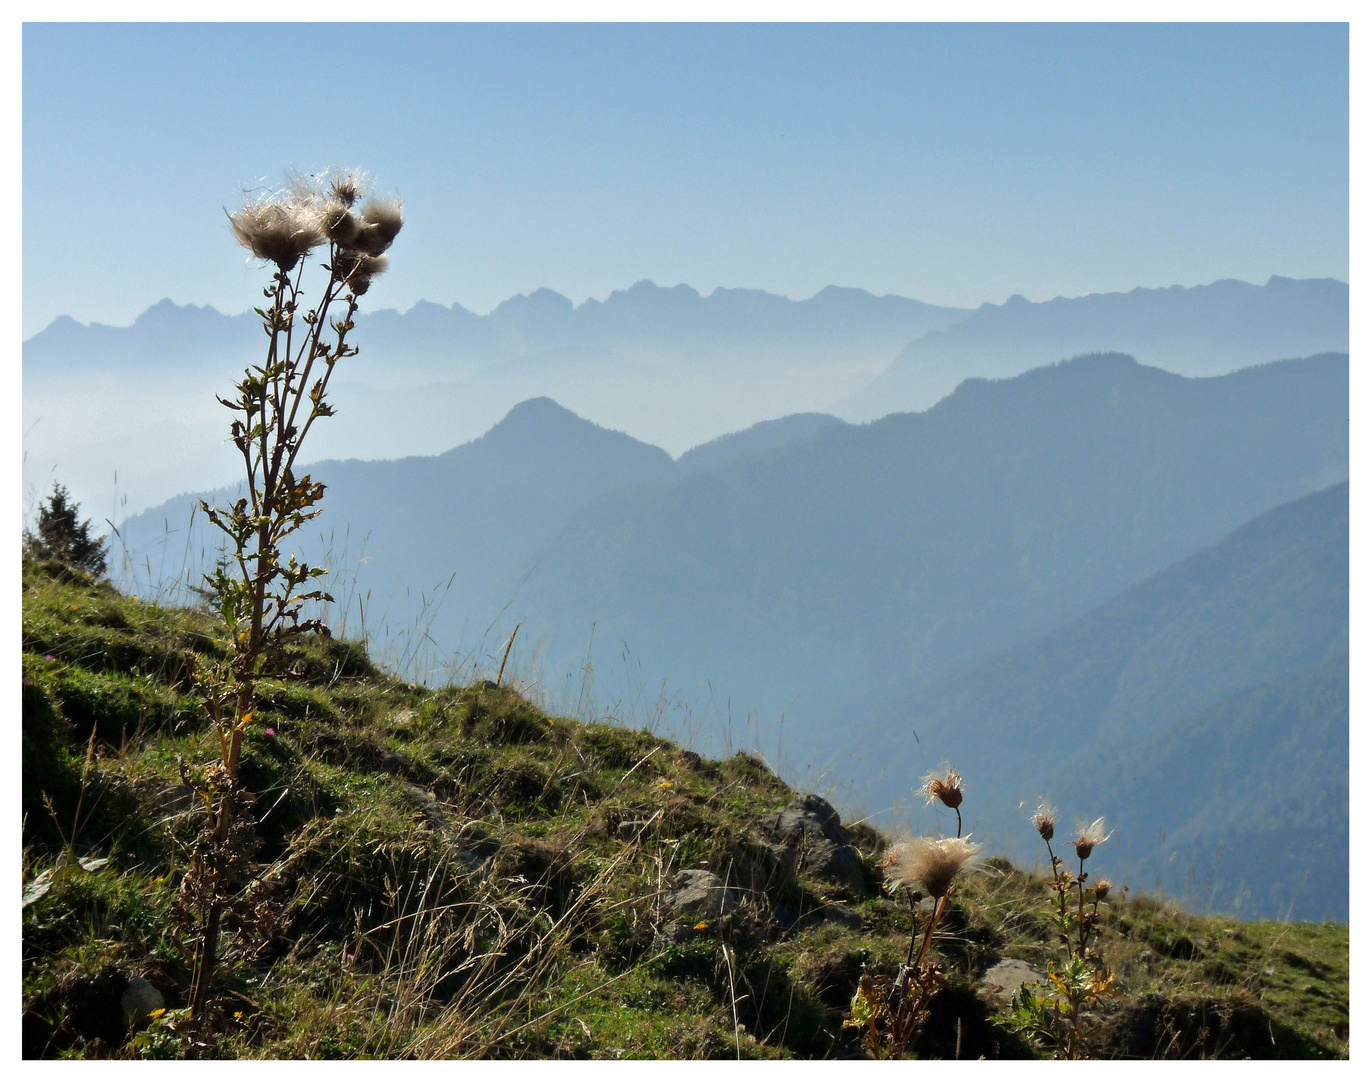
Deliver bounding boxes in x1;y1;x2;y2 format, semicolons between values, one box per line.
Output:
1071;816;1113;861
882;835;980;899
328;168;367;208
1031;800;1056;842
228;196;326;271
334;250;390;295
322;201;361;246
345;197;404;256
1093;878;1112;901
920;765;965;810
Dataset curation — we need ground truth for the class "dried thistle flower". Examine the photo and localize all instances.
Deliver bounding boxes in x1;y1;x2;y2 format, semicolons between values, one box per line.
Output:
333;250;390;295
321;201;361;246
1093;878;1112;901
346;196;404;255
1071;816;1113;861
1032;800;1056;842
228;195;326;271
328;168;366;208
920;765;964;810
883;836;980;899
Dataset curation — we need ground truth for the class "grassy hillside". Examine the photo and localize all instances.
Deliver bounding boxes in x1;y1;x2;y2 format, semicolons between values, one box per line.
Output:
21;562;1347;1059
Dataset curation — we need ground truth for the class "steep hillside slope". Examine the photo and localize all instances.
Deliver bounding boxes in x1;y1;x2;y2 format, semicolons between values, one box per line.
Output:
678;413;847;474
852;484;1347;919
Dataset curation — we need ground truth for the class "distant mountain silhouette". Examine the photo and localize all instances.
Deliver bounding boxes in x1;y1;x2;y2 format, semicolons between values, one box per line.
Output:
24;282;966;514
677;413;848;473
839;276;1349;418
24;280;966;385
503;353;1347;751
117;397;676;663
848;483;1347;919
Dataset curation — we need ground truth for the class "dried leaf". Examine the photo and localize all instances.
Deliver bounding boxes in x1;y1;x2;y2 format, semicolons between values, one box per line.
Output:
22;870;53;907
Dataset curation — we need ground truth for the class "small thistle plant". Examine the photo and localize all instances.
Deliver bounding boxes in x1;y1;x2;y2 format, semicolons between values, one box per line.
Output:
847;765;978;1058
173;169;402;1032
1002;804;1118;1058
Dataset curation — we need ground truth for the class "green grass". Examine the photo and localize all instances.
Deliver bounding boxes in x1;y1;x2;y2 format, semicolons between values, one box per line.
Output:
20;561;1348;1060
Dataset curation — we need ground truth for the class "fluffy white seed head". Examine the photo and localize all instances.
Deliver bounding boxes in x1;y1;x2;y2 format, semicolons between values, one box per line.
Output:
328;168;367;208
228;195;326;271
882;836;980;899
1071;816;1113;861
321;201;361;246
1032;800;1057;842
346;197;403;255
333;250;390;295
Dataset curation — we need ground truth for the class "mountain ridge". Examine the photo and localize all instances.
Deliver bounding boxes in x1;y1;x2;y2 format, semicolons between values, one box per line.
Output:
840;275;1349;418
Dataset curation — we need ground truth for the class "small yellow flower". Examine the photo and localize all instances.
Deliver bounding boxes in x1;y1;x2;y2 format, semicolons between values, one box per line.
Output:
694;921;709;931
658;780;673;789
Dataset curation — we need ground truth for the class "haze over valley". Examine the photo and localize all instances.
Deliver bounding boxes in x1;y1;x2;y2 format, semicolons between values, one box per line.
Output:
23;274;1346;518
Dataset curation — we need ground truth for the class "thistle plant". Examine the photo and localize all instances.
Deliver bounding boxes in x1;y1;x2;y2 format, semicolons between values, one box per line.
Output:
1002;804;1117;1059
847;766;977;1058
172;169;402;1031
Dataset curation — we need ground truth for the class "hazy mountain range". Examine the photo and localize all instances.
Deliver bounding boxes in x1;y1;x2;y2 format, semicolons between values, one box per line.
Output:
113;349;1349;917
840;275;1349;417
23;282;963;516
24;275;1345;517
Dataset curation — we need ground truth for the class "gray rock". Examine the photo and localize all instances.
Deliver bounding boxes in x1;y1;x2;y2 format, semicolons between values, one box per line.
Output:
660;869;741;920
121;977;164;1030
616;820;653;841
758;794;869;897
655;920;703;947
399;783;449;831
381;751;415;776
978;958;1045;1008
397;786;492;875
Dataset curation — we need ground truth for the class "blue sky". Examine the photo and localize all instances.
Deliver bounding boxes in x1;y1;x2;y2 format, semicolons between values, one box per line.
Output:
22;22;1348;338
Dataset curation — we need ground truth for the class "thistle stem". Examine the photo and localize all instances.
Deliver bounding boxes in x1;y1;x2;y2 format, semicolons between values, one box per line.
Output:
1077;857;1087;960
912;893;947;972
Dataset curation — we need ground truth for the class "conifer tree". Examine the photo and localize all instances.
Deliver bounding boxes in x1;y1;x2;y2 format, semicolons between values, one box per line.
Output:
23;483;107;576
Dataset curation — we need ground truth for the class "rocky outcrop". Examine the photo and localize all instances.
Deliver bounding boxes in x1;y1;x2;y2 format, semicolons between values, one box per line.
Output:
758;794;869;897
977;958;1045;1009
654;868;743;946
661;869;741;920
